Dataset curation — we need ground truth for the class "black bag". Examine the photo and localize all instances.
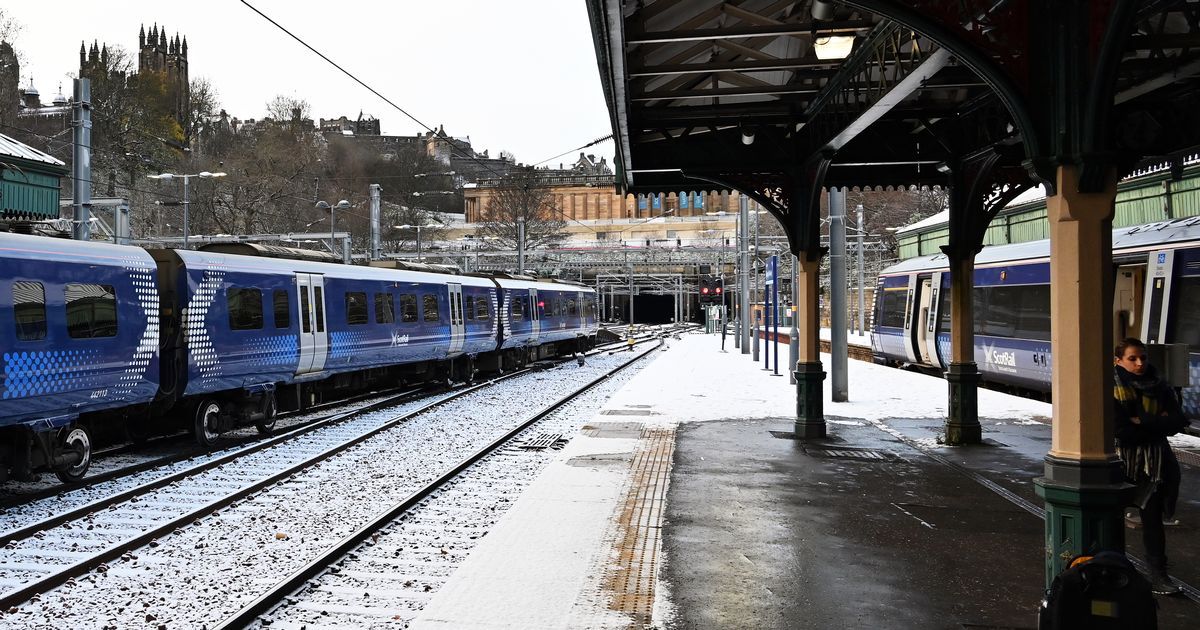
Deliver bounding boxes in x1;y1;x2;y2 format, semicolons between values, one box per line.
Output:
1039;551;1157;629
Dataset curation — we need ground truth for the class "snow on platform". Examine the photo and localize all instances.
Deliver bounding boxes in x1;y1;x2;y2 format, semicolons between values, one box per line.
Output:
410;331;1053;629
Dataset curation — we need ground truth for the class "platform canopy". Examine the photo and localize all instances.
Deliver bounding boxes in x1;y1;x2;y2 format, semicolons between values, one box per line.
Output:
586;0;1200;252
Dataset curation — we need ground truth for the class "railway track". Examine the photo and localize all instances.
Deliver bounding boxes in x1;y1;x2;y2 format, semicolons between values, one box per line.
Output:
217;337;662;629
0;336;666;627
0;330;670;513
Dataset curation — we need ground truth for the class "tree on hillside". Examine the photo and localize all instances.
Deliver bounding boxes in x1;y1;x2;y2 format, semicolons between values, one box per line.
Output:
476;167;567;250
266;94;310;123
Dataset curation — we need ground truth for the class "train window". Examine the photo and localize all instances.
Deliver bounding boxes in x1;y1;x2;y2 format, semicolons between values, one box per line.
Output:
971;284;1050;341
65;283;118;338
13;281;47;341
464;295;475;321
273;290;290;329
300;290;311;333
399;294;418;323
1168;276;1200;352
227;288;264;331
423;294;439;322
1014;285;1051;341
346;292;369;326
314;287;325;333
511;295;525;321
476;296;490;320
375;293;395;324
568;299;578;316
878;289;906;328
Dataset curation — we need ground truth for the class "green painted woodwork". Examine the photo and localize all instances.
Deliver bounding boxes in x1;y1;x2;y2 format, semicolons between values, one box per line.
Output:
1;161;64;219
897;164;1200;260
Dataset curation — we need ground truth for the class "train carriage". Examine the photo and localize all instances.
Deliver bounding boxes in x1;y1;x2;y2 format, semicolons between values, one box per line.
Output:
0;233;161;482
0;234;598;483
873;216;1200;419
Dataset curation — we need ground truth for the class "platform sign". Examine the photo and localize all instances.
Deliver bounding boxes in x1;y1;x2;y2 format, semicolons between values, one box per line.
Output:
765;255;778;286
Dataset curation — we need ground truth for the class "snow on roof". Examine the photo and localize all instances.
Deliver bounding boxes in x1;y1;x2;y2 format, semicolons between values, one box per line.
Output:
0;132;66;167
893;185;1049;235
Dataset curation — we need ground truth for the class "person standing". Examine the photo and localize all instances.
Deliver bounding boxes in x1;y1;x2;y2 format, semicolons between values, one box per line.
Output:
1113;337;1189;595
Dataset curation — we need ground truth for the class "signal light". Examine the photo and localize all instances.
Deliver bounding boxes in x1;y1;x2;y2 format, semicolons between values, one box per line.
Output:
701;287;710;294
715;287;722;294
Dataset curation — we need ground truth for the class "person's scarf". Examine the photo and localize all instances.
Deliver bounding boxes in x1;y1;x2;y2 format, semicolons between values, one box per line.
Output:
1114;365;1169;483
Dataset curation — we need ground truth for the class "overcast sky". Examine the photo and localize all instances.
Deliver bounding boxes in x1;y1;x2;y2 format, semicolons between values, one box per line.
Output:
5;0;615;168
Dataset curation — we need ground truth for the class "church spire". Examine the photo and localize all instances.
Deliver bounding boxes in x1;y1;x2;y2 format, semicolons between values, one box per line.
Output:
139;25;145;48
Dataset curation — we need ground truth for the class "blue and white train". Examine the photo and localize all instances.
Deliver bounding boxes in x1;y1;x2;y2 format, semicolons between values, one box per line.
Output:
0;233;598;483
873;216;1200;419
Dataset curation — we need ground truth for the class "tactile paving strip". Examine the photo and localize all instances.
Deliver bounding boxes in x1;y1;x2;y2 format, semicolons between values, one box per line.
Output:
604;426;676;627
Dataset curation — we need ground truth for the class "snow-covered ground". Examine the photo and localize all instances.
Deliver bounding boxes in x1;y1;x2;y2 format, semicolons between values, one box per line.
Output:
408;331;1058;629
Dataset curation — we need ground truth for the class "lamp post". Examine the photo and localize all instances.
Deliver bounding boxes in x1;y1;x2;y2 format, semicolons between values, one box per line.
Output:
393;223;438;262
147;171;226;249
315;200;351;255
517;216;525;274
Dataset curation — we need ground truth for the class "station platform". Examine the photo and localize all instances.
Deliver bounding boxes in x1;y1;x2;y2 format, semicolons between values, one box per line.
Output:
409;332;1200;629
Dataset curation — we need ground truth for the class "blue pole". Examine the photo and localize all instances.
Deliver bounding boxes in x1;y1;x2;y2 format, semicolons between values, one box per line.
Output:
773;273;779;375
764;283;771;369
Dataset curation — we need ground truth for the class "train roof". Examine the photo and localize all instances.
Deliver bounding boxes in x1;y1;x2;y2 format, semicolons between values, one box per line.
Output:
175;248;496;288
0;231;156;267
881;216;1200;275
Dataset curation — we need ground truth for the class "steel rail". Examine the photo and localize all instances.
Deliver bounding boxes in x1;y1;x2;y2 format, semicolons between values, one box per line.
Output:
0;369;546;610
0;385;431;511
212;336;664;629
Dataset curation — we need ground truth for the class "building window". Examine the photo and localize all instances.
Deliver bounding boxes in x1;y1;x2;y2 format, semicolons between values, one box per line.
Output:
13;281;47;341
273;290;290;329
226;288;264;331
596;232;609;241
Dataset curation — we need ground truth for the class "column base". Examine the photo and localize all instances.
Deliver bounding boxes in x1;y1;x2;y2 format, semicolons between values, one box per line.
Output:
944;362;982;445
794;361;826;439
1033;455;1133;589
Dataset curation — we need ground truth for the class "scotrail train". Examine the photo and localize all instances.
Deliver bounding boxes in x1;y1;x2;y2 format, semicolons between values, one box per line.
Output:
872;216;1200;420
0;233;598;484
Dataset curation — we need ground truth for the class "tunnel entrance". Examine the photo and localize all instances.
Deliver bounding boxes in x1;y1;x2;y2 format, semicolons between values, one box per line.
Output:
632;294;675;324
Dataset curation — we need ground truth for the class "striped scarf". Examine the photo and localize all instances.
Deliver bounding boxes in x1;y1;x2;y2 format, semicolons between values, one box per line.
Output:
1114;366;1167;483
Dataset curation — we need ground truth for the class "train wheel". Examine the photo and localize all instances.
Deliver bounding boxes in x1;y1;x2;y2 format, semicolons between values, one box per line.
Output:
54;425;92;484
255;393;277;434
194;399;222;447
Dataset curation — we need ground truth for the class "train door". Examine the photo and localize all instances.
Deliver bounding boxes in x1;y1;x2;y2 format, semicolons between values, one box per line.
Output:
1115;264;1146;342
926;273;945;369
448;283;465;355
1142;250;1175;343
530;289;541;342
914;277;935;365
901;274;920;363
296;273;328;374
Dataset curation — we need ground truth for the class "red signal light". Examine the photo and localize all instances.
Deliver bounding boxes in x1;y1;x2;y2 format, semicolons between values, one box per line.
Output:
701;287;710;294
715;287;723;294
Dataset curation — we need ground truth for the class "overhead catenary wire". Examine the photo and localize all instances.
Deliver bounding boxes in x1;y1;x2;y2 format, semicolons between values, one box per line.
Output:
238;0;613;185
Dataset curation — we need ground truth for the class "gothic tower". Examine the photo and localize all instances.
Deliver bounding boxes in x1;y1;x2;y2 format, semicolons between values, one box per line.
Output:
135;23;189;130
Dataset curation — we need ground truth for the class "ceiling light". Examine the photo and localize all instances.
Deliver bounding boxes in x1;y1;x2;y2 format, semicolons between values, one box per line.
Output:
814;35;855;60
741;126;755;146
